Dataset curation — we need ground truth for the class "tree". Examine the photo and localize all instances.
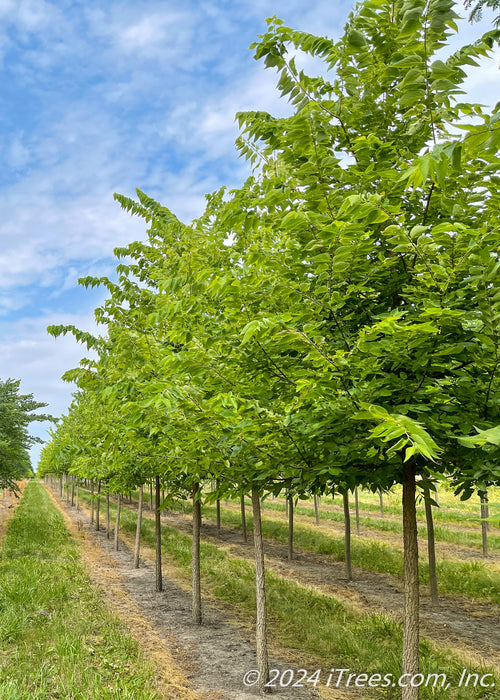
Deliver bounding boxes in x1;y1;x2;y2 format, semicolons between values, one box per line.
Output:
42;1;499;696
465;0;500;24
0;378;51;491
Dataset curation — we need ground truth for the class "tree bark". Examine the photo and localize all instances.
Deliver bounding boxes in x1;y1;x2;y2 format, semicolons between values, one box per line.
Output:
192;482;202;624
314;494;320;525
481;494;489;556
76;482;79;511
379;489;384;517
402;463;420;700
71;479;75;507
216;483;221;536
354;486;361;535
106;492;110;539
90;480;95;525
423;483;438;608
252;489;269;691
240;494;247;543
343;491;353;581
95;480;101;532
114;493;121;551
150;480;153;510
134;486;143;568
155;475;163;592
288;495;294;560
59;475;63;498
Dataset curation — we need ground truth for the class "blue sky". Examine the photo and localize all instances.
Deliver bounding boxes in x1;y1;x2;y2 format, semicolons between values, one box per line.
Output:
0;0;498;468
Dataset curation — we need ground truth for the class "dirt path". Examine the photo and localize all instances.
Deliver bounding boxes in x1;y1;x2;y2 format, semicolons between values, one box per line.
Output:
157;508;500;672
46;486;343;700
43;485;198;700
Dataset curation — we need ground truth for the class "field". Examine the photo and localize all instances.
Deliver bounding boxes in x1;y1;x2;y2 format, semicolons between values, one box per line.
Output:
4;478;495;699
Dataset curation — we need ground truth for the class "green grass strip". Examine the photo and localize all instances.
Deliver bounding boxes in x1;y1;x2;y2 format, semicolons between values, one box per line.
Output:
208;504;500;605
85;490;498;700
0;482;161;700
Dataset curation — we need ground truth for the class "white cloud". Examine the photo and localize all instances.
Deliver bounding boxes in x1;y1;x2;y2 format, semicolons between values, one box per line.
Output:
0;310;102;466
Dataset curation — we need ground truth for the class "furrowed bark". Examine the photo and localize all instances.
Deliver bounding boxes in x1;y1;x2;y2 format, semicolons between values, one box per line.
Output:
402;463;420;700
155;475;163;592
134;485;143;568
240;493;247;542
354;486;360;535
481;495;489;556
288;495;294;560
252;488;269;691
114;493;121;551
216;498;221;536
95;480;101;532
106;492;110;539
423;483;438;607
343;491;353;581
192;482;202;624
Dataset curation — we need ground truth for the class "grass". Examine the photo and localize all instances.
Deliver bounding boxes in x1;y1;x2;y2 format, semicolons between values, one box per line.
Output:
0;482;161;700
228;497;500;551
78;488;499;699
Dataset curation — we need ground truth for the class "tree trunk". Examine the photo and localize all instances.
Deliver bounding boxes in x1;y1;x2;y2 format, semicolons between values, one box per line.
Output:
192;482;202;624
106;492;110;539
95;480;101;532
240;494;247;543
285;495;288;518
314;494;320;525
423;483;438;608
379;489;384;517
215;480;220;536
155;475;163;592
71;479;75;507
288;495;294;560
402;463;420;700
354;486;361;535
114;494;121;551
134;486;143;568
90;480;95;525
481;495;489;556
76;482;79;511
252;489;269;691
343;491;353;581
59;475;63;498
150;480;153;510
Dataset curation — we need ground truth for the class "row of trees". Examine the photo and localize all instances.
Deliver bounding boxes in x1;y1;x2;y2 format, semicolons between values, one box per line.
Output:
0;378;49;491
39;1;500;697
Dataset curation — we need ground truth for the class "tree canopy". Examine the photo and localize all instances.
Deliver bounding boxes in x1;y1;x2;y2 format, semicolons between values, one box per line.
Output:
0;378;51;491
43;2;500;694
